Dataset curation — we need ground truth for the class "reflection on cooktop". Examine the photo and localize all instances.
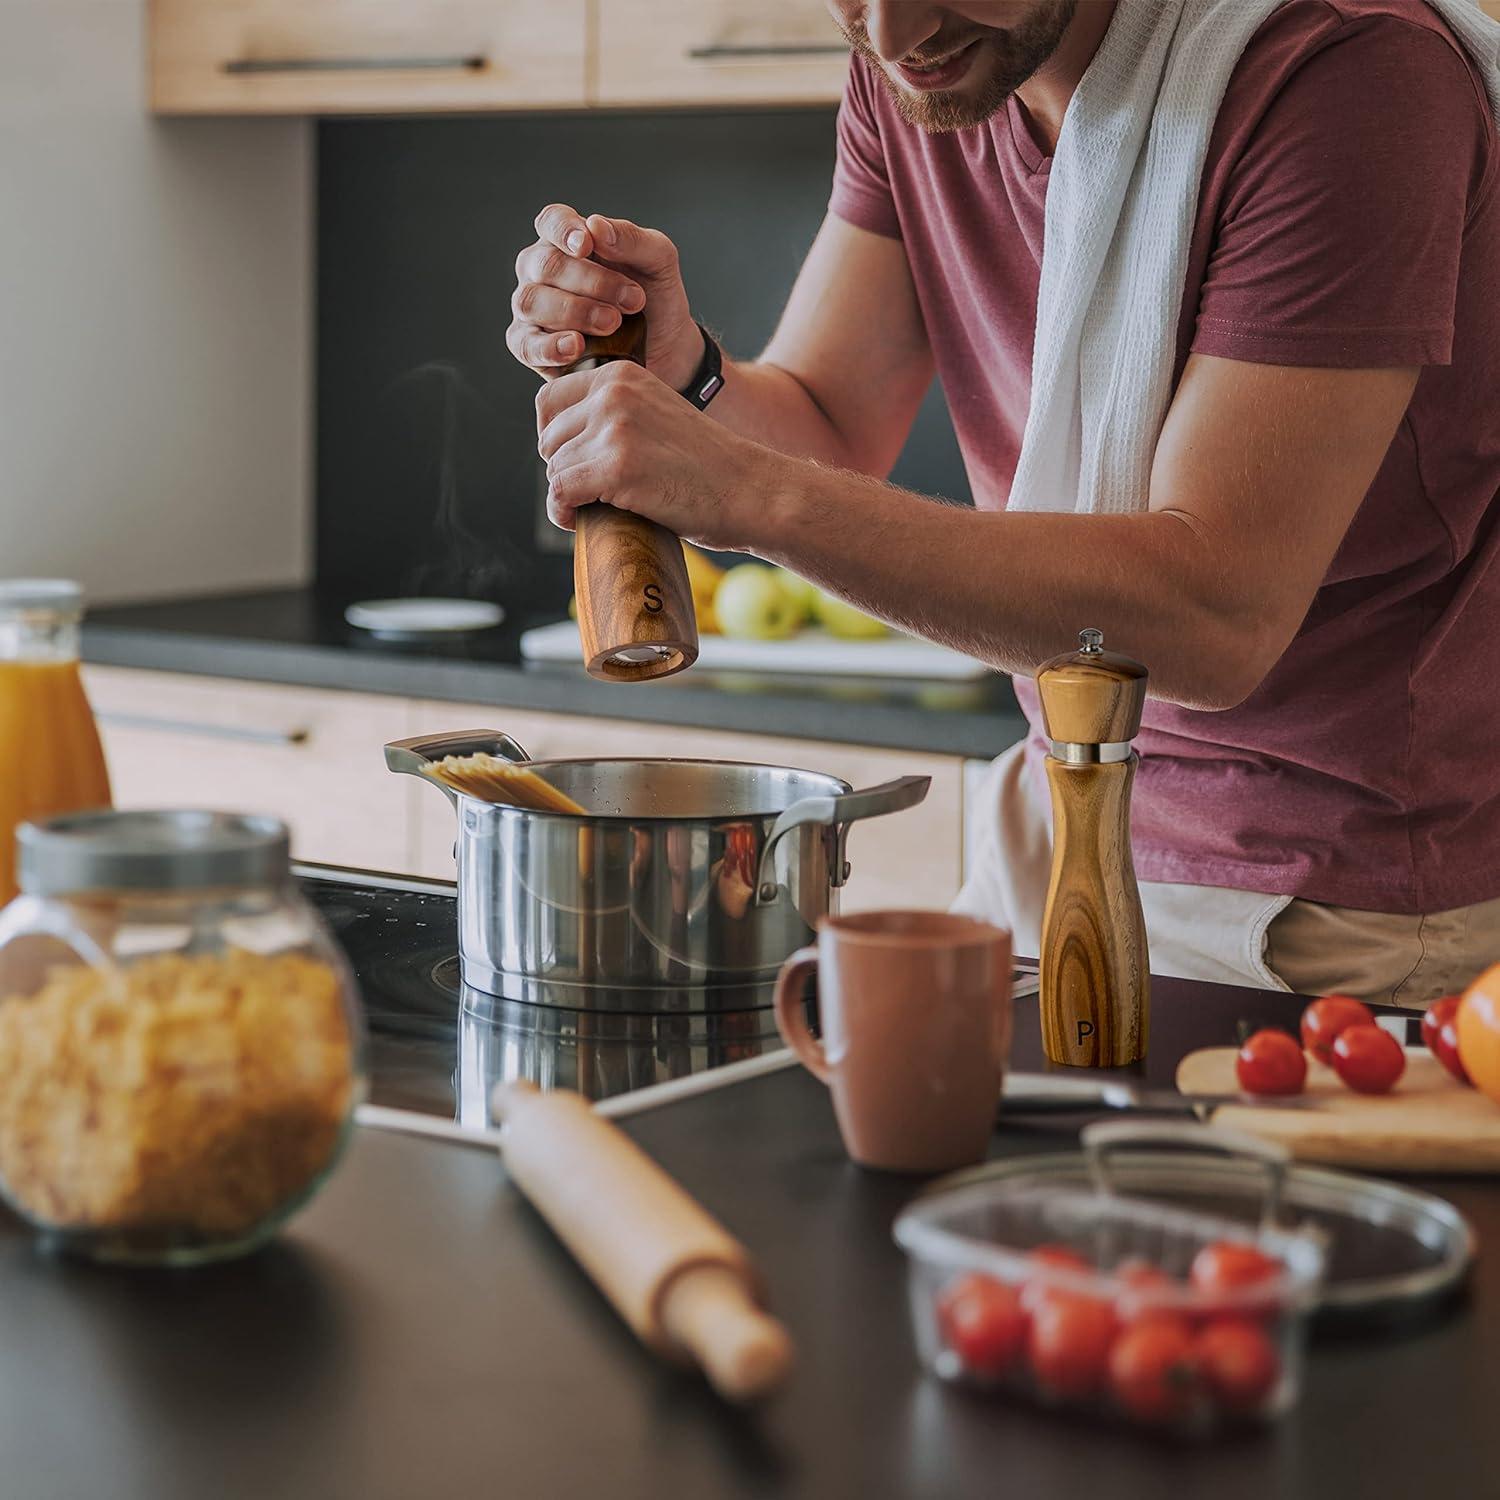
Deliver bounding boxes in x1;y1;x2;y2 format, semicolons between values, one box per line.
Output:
301;873;784;1121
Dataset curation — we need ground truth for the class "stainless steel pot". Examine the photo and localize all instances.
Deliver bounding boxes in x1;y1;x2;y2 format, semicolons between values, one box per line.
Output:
385;729;929;1012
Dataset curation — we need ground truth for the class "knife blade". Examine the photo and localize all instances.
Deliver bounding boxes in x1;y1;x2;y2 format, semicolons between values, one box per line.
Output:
1001;1071;1316;1117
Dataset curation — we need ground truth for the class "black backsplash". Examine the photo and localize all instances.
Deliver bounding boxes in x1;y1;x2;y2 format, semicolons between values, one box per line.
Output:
315;109;970;613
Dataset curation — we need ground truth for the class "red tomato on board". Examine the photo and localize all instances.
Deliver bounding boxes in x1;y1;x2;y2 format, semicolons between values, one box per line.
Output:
1300;995;1375;1064
1235;1030;1307;1096
1421;996;1471;1085
936;1274;1027;1379
1194;1318;1281;1413
1027;1291;1119;1401
1330;1024;1406;1095
1107;1315;1202;1424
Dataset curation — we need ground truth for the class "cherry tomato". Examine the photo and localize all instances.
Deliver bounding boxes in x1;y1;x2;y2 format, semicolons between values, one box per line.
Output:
1330;1024;1406;1095
1300;995;1375;1064
936;1274;1027;1379
1107;1314;1202;1424
1027;1291;1119;1401
1019;1243;1092;1314
1422;996;1471;1085
1189;1241;1281;1297
1235;1030;1307;1096
1194;1318;1281;1413
1114;1259;1176;1323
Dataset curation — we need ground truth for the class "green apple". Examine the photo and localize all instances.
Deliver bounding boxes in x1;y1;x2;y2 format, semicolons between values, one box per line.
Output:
813;588;889;640
771;567;818;624
714;565;804;641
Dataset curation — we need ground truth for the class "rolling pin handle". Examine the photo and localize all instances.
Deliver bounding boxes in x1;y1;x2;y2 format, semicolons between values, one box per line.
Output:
659;1263;795;1404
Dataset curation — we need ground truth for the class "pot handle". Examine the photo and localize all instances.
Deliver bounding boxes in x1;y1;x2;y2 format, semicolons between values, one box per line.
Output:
384;729;532;804
754;775;930;904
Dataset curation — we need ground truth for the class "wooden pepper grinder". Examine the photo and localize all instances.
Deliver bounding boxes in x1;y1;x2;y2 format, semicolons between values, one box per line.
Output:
562;311;699;682
1036;628;1150;1067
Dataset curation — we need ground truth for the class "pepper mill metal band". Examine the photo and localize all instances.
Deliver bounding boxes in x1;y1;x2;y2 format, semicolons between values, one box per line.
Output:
562;311;699;683
1036;627;1150;1067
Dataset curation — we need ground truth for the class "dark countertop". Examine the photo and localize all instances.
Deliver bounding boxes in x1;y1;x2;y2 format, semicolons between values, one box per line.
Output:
5;975;1496;1499
83;588;1026;760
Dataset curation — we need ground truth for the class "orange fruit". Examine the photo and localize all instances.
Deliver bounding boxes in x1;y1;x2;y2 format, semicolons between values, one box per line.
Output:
1455;964;1500;1105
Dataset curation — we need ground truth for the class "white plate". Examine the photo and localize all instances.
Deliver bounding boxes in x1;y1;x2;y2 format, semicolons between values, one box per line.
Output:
518;618;994;681
346;599;505;637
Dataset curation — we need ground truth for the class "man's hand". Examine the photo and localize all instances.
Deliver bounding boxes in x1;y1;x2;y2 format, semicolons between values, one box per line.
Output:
536;360;778;551
508;204;703;391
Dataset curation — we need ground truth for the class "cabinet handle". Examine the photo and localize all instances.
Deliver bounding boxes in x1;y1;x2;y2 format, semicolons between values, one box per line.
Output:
686;43;847;61
223;54;486;76
96;712;309;748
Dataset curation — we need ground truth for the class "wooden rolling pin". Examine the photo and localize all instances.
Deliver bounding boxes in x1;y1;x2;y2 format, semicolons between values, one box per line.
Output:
562;312;699;683
492;1081;793;1402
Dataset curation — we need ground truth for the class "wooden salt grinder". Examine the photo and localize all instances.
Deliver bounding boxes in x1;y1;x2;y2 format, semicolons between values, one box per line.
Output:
1036;628;1150;1067
562;311;699;682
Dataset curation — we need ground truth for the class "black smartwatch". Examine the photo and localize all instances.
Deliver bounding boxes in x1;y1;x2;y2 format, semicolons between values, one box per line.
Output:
680;322;725;411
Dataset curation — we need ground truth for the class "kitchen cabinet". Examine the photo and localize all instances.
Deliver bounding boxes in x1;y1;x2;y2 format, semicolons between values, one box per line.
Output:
592;0;848;109
409;698;965;910
149;0;587;115
83;666;415;874
1484;2;1500;18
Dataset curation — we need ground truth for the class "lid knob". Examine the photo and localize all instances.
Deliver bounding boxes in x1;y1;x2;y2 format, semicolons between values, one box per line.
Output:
1035;630;1149;746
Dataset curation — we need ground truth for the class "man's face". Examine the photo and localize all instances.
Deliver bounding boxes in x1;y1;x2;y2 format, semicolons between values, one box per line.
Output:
827;1;1078;132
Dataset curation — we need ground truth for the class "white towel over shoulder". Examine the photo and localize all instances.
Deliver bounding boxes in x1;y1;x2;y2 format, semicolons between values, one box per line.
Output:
1007;0;1500;520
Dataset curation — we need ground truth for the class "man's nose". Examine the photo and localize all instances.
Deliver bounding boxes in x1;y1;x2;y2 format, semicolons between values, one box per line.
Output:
863;1;945;61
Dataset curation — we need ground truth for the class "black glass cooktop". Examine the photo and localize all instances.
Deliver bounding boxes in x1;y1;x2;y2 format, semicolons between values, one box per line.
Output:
300;871;784;1124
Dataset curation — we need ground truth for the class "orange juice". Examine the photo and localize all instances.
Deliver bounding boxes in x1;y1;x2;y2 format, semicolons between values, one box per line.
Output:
0;583;112;905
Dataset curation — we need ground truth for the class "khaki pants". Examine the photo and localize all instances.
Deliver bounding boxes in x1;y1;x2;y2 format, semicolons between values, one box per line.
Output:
1139;882;1500;1010
1261;895;1500;1009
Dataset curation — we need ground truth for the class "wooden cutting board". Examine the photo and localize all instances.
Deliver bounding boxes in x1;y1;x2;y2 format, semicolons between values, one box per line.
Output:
1176;1046;1500;1174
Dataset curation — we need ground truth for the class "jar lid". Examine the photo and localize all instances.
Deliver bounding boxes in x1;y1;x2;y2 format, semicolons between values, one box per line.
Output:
17;810;290;896
0;579;83;618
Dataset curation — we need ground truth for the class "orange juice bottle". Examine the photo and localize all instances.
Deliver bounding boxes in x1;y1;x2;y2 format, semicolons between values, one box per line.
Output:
0;581;112;904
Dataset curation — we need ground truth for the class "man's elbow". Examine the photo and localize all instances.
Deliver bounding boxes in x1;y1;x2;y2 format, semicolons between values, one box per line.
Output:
1155;618;1288;713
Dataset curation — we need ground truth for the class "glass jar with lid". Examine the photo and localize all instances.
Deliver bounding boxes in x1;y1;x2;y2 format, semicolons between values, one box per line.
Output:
0;809;367;1265
0;579;111;904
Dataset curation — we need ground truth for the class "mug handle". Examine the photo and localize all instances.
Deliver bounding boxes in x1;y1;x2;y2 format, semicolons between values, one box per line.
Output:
772;947;831;1084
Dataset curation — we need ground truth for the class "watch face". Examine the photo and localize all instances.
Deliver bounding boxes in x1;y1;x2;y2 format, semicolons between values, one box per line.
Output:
696;373;725;408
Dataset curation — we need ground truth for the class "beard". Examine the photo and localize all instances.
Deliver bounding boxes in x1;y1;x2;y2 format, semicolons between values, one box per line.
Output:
841;1;1078;133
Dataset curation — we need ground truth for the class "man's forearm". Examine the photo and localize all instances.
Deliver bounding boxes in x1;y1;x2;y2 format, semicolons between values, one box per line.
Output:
701;355;867;471
746;459;1273;712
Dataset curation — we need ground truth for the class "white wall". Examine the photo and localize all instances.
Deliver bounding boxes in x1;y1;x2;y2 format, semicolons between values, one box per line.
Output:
0;0;311;604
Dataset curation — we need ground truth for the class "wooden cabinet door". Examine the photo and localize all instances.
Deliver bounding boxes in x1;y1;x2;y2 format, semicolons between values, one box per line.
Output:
83;667;416;874
151;0;588;115
407;700;964;911
1482;1;1500;19
593;0;848;107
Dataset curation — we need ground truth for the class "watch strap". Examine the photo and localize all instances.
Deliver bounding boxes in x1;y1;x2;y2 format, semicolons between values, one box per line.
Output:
681;322;725;411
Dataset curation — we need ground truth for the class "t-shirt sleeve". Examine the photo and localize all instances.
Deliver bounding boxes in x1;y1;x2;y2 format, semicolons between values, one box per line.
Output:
1193;15;1495;369
828;55;903;240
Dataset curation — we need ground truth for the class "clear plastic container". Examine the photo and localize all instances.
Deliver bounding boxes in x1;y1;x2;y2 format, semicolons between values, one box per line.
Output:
0;809;367;1265
894;1130;1326;1437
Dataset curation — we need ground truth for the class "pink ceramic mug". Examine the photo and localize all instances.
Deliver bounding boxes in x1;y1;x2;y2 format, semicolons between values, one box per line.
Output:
773;911;1013;1173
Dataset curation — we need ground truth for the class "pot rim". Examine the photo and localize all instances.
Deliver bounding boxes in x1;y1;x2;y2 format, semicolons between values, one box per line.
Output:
448;755;854;824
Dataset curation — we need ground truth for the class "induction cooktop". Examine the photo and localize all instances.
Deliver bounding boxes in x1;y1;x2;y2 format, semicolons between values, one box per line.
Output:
299;868;785;1125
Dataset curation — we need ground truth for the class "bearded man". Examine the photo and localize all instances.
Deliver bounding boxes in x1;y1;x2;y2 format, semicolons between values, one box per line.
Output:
508;0;1500;1007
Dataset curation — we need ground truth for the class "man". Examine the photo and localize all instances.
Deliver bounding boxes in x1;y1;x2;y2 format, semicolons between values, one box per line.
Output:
507;0;1500;1005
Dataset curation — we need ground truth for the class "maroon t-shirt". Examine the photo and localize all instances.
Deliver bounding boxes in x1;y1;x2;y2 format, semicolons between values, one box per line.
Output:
829;0;1500;914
